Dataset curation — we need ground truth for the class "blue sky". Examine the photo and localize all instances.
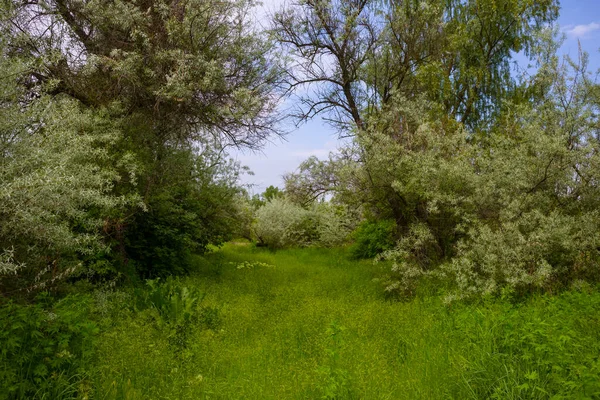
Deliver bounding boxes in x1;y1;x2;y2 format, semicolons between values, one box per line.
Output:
234;0;600;194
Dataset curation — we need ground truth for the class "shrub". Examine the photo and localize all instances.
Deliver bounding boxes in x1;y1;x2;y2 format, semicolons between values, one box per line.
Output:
254;197;314;248
253;198;355;249
0;295;98;400
443;212;600;301
383;222;441;298
133;277;206;349
349;220;396;259
0;97;139;295
369;57;600;299
314;203;357;248
124;148;242;278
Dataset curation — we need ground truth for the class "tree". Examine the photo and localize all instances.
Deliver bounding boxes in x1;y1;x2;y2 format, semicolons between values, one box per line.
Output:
1;0;283;283
124;144;246;277
275;1;600;298
263;185;284;202
0;95;139;295
273;0;559;132
6;0;281;147
274;0;560;238
378;50;600;300
284;156;339;207
253;197;354;248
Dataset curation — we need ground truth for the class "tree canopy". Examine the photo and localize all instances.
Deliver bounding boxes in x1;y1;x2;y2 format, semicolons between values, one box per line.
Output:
273;0;559;132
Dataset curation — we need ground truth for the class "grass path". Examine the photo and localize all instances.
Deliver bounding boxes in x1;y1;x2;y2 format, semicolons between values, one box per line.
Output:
191;244;453;399
93;243;600;399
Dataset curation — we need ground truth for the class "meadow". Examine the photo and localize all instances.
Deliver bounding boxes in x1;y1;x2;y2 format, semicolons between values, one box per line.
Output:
83;243;600;399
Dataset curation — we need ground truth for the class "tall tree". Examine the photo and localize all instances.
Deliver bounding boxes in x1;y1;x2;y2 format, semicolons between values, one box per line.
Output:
1;0;283;283
273;0;559;132
6;0;281;146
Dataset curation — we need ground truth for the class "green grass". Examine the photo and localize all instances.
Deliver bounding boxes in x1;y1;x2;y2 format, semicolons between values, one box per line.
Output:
88;243;600;399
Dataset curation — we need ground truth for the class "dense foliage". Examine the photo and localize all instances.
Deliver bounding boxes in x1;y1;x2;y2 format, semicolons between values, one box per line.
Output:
0;294;98;399
348;220;396;260
273;0;558;130
360;54;600;300
0;0;280;292
253;197;355;249
278;0;600;299
0;0;280;392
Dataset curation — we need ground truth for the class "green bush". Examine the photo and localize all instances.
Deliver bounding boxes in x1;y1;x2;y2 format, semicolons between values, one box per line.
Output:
288;213;322;246
0;294;98;400
124;148;242;278
453;290;600;398
0;97;139;295
253;198;355;249
125;188;201;278
135;278;205;325
133;278;207;350
349;220;396;259
254;197;312;248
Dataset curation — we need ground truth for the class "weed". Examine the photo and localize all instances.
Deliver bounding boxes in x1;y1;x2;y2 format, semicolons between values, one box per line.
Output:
0;294;97;400
316;321;350;399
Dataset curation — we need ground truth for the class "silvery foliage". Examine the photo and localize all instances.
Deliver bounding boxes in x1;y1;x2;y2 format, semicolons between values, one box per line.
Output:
314;203;356;248
0;96;141;282
253;198;354;248
372;51;600;300
254;198;312;248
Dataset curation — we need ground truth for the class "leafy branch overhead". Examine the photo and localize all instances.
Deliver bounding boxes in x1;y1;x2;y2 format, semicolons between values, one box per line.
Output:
273;0;559;132
2;0;600;398
0;0;284;291
275;0;600;299
6;0;283;148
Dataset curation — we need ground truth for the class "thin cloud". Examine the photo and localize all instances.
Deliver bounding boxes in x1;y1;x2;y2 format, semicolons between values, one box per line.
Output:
564;22;600;38
292;140;338;159
292;149;331;158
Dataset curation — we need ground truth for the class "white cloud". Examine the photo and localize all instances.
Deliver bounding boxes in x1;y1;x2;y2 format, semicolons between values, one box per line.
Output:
563;22;600;38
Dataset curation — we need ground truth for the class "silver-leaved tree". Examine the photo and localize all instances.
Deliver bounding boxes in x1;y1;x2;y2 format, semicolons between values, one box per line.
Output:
276;0;600;299
0;0;283;294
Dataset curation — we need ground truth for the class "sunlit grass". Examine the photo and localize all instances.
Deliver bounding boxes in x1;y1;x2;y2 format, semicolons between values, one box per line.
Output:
91;243;600;399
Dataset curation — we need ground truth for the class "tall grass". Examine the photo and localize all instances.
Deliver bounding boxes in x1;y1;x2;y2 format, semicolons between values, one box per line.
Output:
86;243;600;399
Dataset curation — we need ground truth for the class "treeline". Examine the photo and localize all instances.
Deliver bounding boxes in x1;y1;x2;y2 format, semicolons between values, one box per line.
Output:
2;0;600;397
2;0;600;302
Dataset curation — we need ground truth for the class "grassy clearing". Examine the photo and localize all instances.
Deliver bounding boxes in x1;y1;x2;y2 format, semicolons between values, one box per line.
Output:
90;243;600;399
